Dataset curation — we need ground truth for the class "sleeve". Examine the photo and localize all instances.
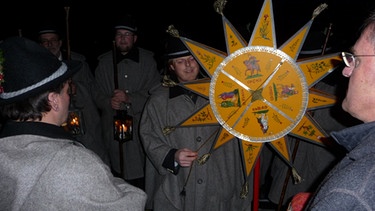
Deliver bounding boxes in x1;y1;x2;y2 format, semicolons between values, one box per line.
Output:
139;95;175;175
162;148;180;175
94;56;114;112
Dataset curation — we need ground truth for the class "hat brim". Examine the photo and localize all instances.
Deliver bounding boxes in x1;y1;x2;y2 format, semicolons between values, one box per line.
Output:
163;50;191;60
0;60;81;105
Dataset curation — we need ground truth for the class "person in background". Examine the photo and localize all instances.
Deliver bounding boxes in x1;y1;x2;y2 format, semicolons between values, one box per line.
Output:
94;14;161;189
37;24;110;166
0;36;146;210
266;27;360;210
305;9;375;210
139;34;252;211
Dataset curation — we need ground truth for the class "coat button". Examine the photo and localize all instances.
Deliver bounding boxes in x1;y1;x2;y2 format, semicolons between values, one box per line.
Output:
196;136;202;142
125;90;129;93
124;74;128;78
197;179;203;184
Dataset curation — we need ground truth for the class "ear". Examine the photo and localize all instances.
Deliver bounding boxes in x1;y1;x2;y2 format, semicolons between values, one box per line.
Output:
48;92;59;111
169;63;175;71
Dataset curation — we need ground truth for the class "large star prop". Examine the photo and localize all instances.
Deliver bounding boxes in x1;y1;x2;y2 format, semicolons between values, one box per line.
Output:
164;0;342;198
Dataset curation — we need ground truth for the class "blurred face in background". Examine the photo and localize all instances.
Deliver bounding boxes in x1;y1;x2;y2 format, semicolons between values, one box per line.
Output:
169;55;200;83
39;33;62;58
115;29;137;54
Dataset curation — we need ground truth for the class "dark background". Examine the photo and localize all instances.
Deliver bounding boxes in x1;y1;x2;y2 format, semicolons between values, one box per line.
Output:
2;0;375;70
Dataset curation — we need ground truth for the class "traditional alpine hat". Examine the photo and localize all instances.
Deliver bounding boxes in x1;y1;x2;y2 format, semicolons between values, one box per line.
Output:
0;36;81;105
113;14;138;33
164;35;191;60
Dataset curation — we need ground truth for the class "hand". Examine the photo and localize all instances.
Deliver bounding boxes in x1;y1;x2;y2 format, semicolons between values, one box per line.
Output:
111;89;129;110
175;148;198;167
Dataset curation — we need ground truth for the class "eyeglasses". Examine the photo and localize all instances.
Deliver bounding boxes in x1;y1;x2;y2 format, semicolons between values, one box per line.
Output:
173;56;196;65
341;52;375;69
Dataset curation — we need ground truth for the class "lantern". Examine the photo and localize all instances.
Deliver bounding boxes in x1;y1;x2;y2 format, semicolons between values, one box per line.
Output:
114;105;133;142
63;104;85;136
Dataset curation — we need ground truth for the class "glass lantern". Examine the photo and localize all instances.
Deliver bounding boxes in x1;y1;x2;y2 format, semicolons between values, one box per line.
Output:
114;104;133;142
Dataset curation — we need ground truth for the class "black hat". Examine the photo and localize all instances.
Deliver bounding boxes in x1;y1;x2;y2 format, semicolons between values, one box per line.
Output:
38;27;59;35
0;36;81;105
37;22;64;37
114;15;138;33
164;36;191;60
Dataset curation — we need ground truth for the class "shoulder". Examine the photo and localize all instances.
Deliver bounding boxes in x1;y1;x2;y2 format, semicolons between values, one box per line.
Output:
97;51;112;61
137;47;156;59
70;51;87;61
146;85;169;103
53;141;110;176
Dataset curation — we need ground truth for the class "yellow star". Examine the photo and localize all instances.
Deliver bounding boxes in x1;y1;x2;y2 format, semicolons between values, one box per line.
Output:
165;0;341;193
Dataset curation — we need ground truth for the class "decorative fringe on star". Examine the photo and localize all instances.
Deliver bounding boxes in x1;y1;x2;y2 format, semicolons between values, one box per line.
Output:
213;0;227;15
197;153;211;165
166;25;180;38
162;75;178;87
312;3;328;19
162;126;176;135
292;168;302;184
240;181;249;199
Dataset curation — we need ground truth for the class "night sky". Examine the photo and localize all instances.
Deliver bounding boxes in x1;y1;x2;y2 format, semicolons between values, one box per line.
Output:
2;0;375;69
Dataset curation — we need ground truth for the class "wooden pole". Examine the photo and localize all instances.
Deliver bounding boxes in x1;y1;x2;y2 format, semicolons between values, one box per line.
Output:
253;157;260;211
321;23;333;55
112;40;125;178
64;7;71;60
277;139;300;210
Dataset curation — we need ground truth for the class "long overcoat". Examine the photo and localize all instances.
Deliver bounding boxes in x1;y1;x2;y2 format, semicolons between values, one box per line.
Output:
95;47;161;179
140;85;252;211
69;51;110;165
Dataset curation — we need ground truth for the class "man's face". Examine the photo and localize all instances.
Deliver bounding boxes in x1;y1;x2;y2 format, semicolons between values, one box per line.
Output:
39;33;62;57
114;29;137;54
341;26;375;122
169;55;200;83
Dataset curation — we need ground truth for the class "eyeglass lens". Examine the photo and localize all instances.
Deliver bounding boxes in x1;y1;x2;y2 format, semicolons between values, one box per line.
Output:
341;52;354;68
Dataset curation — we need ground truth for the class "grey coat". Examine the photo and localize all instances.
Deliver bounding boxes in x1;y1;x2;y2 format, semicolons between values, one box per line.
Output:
0;121;147;210
69;51;110;166
95;47;161;179
140;85;252;211
306;121;375;211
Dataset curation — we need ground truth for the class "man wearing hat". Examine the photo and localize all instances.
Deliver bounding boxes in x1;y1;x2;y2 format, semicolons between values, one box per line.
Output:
0;36;147;210
94;14;161;189
139;34;252;211
37;24;110;166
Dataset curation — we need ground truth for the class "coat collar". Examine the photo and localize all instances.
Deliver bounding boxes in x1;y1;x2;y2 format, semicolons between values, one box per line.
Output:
116;47;139;63
330;121;375;152
0;121;76;141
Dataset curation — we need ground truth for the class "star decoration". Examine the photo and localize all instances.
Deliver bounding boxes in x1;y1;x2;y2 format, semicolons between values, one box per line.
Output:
165;0;342;197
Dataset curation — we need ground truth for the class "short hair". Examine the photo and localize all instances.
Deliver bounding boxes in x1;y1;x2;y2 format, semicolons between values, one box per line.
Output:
0;81;67;122
361;9;375;51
